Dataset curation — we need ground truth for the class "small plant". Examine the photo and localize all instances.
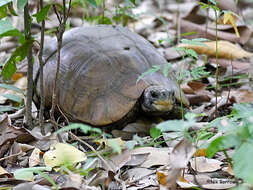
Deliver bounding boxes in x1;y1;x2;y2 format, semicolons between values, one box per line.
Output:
207;103;253;187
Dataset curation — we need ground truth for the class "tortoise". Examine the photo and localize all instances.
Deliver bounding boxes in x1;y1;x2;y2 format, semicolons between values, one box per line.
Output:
34;25;189;126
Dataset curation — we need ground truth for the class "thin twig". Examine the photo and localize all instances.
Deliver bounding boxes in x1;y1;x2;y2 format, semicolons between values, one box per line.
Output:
39;0;46;135
0;152;23;162
226;57;233;105
50;0;71;126
24;3;33;129
215;3;219;118
53;4;61;23
69;132;115;172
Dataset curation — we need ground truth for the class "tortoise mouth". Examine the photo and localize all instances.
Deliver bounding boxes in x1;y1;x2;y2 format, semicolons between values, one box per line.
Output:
141;86;175;114
152;100;174;112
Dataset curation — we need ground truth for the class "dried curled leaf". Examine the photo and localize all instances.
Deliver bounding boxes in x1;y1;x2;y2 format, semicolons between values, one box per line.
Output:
178;40;253;59
43;143;86;168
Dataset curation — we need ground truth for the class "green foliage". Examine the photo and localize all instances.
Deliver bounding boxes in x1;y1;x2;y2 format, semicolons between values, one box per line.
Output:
137;65;161;83
206;103;253;185
191;66;210;80
0;105;20;113
2;39;33;80
108;139;122;154
0;18;22;38
14;167;58;190
14;166;52;181
125;140;137;150
199;2;220;11
0;83;24;95
156;112;197;134
181;38;209;47
56;123;102;135
150;127;161;139
1;94;23;103
0;5;7;19
17;0;28;10
87;0;97;8
32;4;51;23
8;2;18;16
0;0;13;7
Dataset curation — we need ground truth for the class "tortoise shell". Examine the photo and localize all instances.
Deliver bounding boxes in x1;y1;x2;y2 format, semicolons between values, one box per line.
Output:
34;25;188;126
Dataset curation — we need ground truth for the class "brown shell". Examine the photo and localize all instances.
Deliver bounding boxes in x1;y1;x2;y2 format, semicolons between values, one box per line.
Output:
34;25;188;126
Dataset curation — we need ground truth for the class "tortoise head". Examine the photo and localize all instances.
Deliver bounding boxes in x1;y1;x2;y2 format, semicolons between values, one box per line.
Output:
141;86;176;115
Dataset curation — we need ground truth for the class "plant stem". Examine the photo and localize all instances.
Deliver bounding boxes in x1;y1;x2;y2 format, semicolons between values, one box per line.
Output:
50;0;71;130
24;3;33;129
215;3;219;118
39;0;46;134
102;0;105;24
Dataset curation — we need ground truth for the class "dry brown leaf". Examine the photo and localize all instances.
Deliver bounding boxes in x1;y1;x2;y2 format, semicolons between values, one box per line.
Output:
29;148;41;167
194;148;207;157
157;138;196;189
178;41;253;59
227;163;234;176
179;19;252;44
190;157;222;172
133;147;172;168
0;166;8;175
224;89;253;103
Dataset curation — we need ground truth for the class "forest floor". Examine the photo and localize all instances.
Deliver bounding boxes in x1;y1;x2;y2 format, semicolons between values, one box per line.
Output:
0;0;253;189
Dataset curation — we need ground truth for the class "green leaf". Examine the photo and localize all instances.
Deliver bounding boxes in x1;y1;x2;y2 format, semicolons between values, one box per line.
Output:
209;0;217;5
0;83;24;94
56;123;102;134
206;134;241;158
191;66;210;80
162;63;171;78
2;62;16;80
2;40;32;80
0;5;7;19
32;4;51;23
14;167;52;181
156;120;192;132
17;0;28;10
181;38;208;47
125;140;137;150
1;94;23;103
34;170;59;190
8;2;18;16
130;0;136;5
97;16;112;25
185;49;198;59
0;0;13;7
180;31;197;37
0;105;19;113
150;127;161;139
137;65;160;83
0;18;21;38
108;139;122;154
87;0;97;8
233;142;253;185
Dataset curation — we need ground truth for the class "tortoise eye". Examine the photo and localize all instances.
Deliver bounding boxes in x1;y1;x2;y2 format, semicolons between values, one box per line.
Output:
150;91;159;98
124;47;130;50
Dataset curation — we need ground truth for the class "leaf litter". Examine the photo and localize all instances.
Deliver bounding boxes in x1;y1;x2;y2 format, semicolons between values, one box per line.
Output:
0;0;253;189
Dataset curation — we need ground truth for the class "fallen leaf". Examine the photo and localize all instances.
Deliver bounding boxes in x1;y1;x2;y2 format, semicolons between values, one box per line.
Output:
157;138;196;189
29;148;41;167
194;148;207;157
178;41;253;59
190;156;222;172
43;143;86;168
222;12;240;37
0;166;8;176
